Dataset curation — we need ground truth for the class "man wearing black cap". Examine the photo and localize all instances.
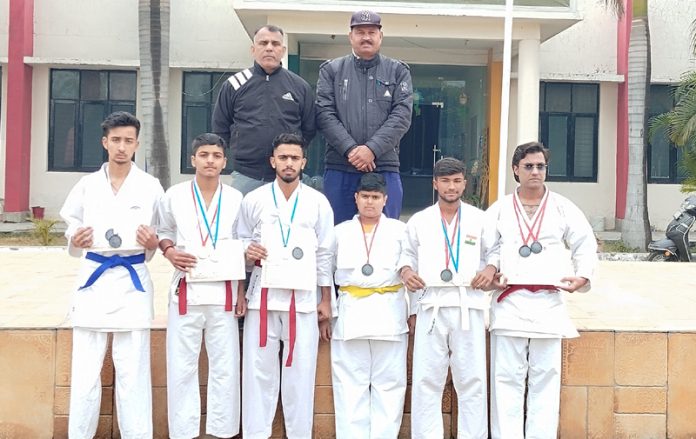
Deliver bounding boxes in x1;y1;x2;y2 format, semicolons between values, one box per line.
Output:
316;10;413;225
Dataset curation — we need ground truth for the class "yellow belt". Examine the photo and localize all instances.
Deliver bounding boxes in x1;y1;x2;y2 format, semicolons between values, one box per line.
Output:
339;284;403;298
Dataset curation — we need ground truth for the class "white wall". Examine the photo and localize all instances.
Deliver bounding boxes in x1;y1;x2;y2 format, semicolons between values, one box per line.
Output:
170;0;252;70
33;0;139;64
650;0;696;83
540;0;618;80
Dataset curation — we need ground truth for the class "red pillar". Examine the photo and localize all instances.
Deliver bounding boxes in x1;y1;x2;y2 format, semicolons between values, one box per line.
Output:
4;0;34;216
615;0;632;220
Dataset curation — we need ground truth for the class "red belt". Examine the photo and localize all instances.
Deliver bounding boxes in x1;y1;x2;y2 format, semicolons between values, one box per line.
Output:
256;260;296;367
177;277;236;315
497;284;558;303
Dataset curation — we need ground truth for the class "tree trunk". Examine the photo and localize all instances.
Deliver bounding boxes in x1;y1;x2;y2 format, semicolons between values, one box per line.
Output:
138;0;171;189
621;16;652;250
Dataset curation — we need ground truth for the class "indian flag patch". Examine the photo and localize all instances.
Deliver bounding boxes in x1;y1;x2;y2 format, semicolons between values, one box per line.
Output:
465;234;478;245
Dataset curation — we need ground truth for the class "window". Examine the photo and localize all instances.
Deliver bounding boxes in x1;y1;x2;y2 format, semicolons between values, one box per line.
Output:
539;82;599;182
648;85;685;184
49;69;136;172
181;71;232;174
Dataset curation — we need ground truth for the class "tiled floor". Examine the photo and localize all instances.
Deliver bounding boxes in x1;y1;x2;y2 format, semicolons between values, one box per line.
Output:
2;247;696;332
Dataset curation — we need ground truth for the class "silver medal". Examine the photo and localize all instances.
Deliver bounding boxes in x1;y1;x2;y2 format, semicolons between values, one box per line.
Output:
292;246;304;260
518;245;532;257
108;234;122;248
361;263;374;276
530;241;543;254
440;269;453;282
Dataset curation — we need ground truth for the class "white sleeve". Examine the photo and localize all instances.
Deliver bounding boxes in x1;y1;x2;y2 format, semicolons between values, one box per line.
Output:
562;200;598;292
399;215;421;315
157;189;177;243
314;195;336;287
59;178;86;258
482;201;503;271
145;182;165;262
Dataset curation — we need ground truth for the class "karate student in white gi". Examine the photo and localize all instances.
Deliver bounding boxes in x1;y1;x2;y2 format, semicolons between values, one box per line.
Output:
400;157;498;439
484;141;597;439
323;172;408;439
237;132;334;439
60;111;163;439
157;133;246;439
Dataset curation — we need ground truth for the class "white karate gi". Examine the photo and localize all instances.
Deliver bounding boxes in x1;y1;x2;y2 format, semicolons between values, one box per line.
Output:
331;215;408;439
484;188;597;439
158;180;244;439
401;202;489;439
237;181;334;439
60;163;163;439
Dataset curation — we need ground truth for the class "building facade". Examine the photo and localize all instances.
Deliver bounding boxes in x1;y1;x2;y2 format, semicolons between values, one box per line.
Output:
0;0;695;230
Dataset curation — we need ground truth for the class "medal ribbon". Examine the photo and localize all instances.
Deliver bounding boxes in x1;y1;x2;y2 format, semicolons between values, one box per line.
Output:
359;218;380;267
512;191;549;247
271;183;299;248
191;181;222;249
439;206;461;273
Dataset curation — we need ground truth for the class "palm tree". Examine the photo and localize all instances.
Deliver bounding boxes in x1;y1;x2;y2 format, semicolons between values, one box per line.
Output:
650;70;696;192
138;0;171;189
603;0;652;250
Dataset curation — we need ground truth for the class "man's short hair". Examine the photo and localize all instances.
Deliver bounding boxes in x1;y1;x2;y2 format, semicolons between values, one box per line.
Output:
101;111;140;137
254;24;284;38
272;132;305;152
356;172;387;194
511;141;550;182
433;157;466;178
192;133;226;155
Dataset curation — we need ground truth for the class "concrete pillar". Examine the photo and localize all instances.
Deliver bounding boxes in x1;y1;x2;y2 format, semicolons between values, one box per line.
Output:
516;38;540;145
3;0;34;221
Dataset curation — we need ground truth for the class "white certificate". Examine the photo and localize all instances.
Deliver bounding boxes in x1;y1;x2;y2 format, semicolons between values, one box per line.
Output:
499;242;574;286
417;244;475;287
260;225;317;291
186;239;246;283
87;205;151;252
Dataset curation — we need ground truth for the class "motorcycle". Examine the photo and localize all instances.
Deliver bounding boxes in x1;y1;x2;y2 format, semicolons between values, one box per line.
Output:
647;195;696;262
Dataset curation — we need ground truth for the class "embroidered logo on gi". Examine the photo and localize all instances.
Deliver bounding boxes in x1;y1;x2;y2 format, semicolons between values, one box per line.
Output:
464;234;478;245
384;90;391;97
281;92;295;101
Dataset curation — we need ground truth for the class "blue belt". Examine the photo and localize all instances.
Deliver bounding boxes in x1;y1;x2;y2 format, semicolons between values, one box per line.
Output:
79;252;146;292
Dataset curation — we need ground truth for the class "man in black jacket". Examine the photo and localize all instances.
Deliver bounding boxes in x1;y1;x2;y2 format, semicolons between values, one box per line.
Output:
316;10;413;224
213;25;316;195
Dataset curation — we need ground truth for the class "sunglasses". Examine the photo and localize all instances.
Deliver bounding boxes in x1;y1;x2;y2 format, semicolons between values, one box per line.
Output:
521;164;548;171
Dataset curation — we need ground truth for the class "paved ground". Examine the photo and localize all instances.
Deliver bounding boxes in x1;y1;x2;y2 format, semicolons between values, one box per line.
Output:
2;246;695;332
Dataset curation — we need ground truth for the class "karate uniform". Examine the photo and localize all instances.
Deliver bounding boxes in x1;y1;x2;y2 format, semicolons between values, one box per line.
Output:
60;163;163;439
401;202;489;439
331;215;408;439
484;188;597;439
237;181;334;439
157;180;244;439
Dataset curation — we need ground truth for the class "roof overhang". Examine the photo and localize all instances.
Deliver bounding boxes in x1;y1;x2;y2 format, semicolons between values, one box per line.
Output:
232;1;582;47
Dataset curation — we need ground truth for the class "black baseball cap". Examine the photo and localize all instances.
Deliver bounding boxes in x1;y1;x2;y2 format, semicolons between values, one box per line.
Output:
350;10;382;29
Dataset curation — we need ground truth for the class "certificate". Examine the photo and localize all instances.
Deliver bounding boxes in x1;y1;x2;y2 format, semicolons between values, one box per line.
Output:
499;242;573;286
86;204;151;252
417;244;475;287
186;239;246;283
260;225;317;291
